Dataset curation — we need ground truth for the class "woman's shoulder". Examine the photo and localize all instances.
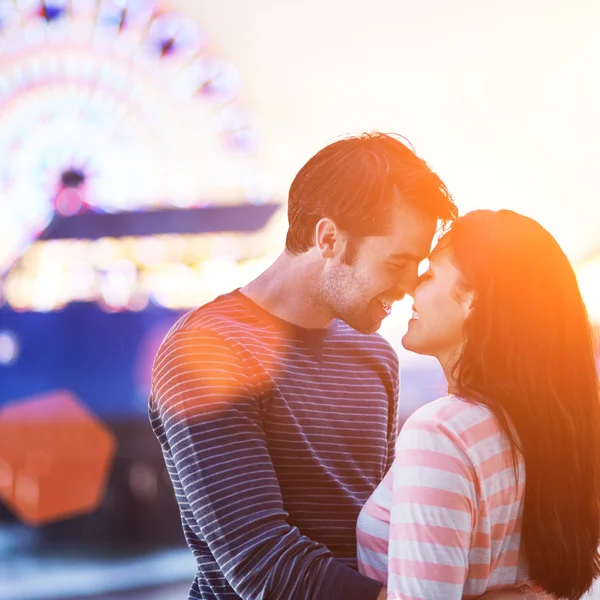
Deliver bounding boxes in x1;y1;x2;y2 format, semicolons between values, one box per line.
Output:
407;394;491;423
396;396;511;483
404;395;501;447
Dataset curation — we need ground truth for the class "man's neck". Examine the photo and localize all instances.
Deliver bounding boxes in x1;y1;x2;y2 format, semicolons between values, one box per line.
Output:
239;251;334;330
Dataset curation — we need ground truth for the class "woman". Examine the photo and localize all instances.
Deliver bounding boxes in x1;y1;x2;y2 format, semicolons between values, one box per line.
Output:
357;209;600;599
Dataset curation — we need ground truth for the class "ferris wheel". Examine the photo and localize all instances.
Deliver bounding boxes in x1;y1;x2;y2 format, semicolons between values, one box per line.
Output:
0;0;270;277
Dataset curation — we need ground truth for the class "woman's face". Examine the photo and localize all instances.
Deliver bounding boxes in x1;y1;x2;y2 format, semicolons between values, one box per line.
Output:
402;247;474;364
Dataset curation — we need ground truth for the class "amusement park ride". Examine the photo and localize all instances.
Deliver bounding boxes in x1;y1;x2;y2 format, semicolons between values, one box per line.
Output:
0;0;282;543
1;0;599;551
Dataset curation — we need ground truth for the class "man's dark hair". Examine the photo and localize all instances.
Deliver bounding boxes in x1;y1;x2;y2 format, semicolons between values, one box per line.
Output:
285;132;457;254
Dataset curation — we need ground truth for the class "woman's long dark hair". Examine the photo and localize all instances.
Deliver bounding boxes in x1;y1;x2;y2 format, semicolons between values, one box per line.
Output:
441;210;600;599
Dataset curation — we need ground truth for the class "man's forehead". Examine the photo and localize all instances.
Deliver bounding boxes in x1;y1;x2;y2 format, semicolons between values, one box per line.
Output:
388;207;437;250
363;229;428;259
363;205;437;260
384;226;435;261
370;231;432;262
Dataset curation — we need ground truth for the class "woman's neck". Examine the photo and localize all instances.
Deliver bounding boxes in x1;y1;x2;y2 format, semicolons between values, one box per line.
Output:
438;345;463;393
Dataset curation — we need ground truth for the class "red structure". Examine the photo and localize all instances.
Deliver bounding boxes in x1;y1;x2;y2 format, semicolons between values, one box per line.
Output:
0;390;116;525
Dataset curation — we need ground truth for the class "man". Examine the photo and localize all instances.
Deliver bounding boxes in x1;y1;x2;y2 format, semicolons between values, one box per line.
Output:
150;132;456;599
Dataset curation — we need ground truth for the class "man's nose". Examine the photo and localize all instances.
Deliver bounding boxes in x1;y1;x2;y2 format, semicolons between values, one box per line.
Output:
399;268;419;297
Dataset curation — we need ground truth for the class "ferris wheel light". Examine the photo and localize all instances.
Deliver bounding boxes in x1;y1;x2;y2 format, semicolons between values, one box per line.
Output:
0;0;272;309
99;258;137;310
0;330;20;366
0;0;268;209
40;1;69;23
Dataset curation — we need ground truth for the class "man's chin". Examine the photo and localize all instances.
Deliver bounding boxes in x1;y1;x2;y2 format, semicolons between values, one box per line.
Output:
336;308;384;334
349;318;383;335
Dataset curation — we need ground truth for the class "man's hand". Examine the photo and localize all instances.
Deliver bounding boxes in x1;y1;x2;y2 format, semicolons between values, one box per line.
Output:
375;587;387;600
376;585;540;600
480;587;539;600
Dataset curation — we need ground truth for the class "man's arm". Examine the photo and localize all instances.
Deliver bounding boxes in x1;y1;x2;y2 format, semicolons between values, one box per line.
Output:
480;589;541;600
385;353;400;473
152;327;383;600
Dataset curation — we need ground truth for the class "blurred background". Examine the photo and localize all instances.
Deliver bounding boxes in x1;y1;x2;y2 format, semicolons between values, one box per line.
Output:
0;0;599;598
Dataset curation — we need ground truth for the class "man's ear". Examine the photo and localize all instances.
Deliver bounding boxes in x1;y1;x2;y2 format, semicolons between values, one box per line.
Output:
315;218;343;259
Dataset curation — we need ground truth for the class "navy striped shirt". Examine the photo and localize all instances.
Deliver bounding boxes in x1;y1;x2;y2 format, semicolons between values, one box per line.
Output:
150;290;399;599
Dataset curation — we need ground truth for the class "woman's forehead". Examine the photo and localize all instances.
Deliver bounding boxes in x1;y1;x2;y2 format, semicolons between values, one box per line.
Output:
429;244;452;264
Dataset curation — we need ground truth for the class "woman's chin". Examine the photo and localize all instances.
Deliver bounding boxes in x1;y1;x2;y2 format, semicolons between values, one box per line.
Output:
402;328;431;356
401;331;420;353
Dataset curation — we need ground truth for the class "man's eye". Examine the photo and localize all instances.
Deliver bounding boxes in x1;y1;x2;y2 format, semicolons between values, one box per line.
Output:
388;263;404;271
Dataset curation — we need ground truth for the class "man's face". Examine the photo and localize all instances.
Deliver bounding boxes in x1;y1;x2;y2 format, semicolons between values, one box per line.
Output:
319;203;437;334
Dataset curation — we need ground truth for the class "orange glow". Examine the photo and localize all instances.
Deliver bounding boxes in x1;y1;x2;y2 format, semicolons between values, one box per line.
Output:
0;390;116;526
153;323;293;424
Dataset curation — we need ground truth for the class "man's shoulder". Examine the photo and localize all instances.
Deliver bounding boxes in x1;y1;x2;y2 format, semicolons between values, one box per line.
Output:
167;290;258;340
150;292;256;406
153;291;258;371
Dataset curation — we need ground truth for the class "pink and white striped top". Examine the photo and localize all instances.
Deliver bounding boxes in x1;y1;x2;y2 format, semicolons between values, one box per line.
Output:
357;395;529;600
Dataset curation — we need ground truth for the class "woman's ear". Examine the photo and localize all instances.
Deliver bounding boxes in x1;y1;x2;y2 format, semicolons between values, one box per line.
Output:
468;290;476;311
459;288;476;317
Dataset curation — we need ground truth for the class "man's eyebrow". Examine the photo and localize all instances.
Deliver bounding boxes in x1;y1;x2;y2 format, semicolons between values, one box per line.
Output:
389;252;427;262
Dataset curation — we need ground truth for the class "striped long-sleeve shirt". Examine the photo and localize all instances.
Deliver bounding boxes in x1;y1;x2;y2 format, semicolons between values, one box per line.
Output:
357;395;529;600
150;290;399;600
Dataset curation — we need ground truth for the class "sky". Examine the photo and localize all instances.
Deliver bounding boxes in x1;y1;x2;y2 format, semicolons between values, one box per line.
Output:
169;0;600;263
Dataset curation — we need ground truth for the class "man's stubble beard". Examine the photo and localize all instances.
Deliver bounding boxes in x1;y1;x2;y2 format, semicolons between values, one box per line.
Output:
319;264;380;334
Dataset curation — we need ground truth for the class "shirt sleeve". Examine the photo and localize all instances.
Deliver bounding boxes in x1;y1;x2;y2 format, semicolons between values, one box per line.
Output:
150;326;383;600
385;411;476;600
385;354;400;473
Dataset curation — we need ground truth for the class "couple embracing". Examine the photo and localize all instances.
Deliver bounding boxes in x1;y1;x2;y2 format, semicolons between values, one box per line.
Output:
150;133;600;600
